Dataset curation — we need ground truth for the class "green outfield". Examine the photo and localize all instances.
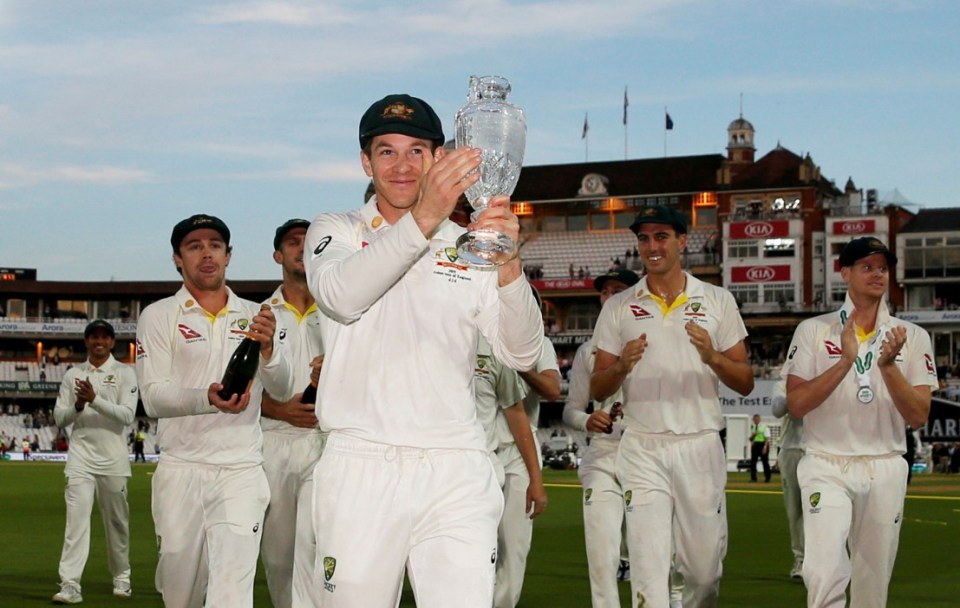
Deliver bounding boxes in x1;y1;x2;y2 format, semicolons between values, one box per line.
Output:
2;463;958;607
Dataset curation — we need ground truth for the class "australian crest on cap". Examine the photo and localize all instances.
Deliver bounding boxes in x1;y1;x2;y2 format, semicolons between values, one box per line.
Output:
642;207;658;216
382;102;415;120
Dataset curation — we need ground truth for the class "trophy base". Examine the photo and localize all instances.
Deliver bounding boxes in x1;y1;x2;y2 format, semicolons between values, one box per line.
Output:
456;229;516;267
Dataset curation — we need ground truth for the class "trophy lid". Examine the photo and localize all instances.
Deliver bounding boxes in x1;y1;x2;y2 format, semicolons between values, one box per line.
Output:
468;75;511;100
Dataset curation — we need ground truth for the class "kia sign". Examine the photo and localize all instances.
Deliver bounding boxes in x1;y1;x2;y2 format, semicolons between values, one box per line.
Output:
832;219;875;235
729;220;789;240
731;265;791;283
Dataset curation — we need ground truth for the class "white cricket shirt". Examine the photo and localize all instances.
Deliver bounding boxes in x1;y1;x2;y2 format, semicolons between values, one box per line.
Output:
136;286;292;467
261;285;325;436
304;195;544;451
783;295;938;456
562;338;625;443
592;272;748;434
54;354;138;477
474;337;528;453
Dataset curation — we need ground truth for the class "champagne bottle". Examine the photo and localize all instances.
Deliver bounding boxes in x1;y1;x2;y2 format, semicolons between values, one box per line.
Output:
217;336;261;401
300;381;317;405
300;355;323;405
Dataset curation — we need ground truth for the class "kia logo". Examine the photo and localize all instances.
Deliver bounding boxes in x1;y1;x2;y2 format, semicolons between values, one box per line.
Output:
841;222;866;234
746;267;775;282
744;222;774;238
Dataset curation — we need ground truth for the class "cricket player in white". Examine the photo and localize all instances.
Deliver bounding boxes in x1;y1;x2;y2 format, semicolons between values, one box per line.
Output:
136;214;292;608
52;319;137;604
784;237;936;608
592;206;753;608
494;331;559;608
305;94;543;608
770;379;805;579
260;219;325;608
473;336;547;515
563;269;638;608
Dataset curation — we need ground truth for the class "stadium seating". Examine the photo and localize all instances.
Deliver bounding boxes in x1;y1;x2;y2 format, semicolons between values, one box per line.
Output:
519;227;717;279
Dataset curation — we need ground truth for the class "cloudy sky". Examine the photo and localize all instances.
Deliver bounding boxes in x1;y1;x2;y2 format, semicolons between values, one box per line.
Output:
1;0;957;281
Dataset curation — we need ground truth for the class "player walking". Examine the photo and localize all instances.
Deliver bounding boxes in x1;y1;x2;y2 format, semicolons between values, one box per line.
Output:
784;237;936;607
52;319;137;604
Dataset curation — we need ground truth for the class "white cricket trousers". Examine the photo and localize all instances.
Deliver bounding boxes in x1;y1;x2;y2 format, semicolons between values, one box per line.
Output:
577;438;625;608
58;473;131;588
313;434;503;608
261;430;325;608
151;462;270;608
494;442;536;608
798;452;908;608
617;430;727;608
779;447;805;562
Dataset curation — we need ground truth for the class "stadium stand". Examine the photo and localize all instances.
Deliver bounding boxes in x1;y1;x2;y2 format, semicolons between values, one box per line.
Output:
519;226;717;279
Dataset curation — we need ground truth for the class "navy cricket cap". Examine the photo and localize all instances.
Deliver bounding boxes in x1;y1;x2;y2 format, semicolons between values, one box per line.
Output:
629;205;688;236
359;94;445;149
593;269;640;292
839;237;898;267
273;219;311;251
171;214;231;252
84;319;115;339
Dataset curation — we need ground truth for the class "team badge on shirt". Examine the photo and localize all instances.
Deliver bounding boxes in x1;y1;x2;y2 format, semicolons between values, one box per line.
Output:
624;490;633;512
584;488;593;505
323;556;337;593
433;247;471;281
684;302;706;317
808;492;821;514
103;374;117;386
474;355;491;377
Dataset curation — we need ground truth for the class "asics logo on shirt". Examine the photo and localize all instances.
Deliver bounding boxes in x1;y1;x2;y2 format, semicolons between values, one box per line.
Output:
313;236;332;257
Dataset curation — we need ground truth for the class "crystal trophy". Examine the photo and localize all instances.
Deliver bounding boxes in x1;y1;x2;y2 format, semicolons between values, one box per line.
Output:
455;75;526;266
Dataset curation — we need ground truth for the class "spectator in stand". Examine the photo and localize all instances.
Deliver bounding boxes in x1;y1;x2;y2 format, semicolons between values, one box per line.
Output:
569;263;575;279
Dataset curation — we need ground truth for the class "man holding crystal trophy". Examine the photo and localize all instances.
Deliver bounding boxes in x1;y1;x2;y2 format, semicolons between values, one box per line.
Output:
783;236;936;608
304;76;543;607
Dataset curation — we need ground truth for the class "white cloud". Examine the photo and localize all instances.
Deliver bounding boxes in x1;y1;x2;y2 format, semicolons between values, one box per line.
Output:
0;163;153;187
214;161;365;182
192;1;358;26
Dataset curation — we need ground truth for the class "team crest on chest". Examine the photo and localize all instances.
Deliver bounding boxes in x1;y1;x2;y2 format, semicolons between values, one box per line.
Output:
323;556;337;592
229;318;251;338
433;247;471;283
684;301;705;316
